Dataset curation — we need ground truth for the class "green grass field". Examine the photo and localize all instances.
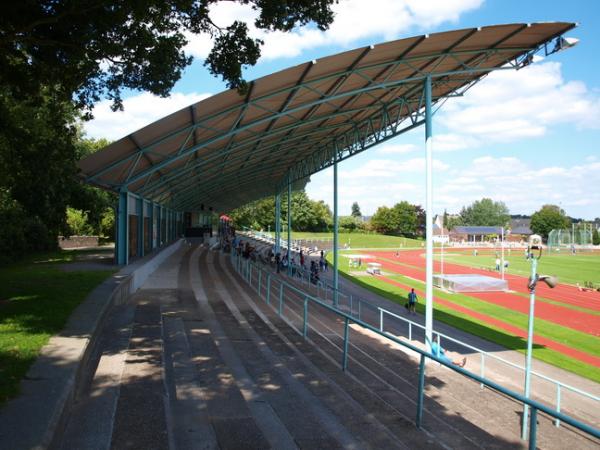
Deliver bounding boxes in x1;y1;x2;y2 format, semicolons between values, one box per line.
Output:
435;249;600;286
280;231;424;249
329;249;600;383
0;249;115;405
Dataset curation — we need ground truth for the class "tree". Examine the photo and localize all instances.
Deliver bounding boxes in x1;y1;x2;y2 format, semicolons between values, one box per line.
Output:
351;202;362;218
0;89;80;252
370;206;396;235
459;198;510;227
392;201;418;237
1;1;337;112
229;190;331;232
446;216;463;231
339;216;359;232
593;228;600;246
530;204;570;239
369;202;419;237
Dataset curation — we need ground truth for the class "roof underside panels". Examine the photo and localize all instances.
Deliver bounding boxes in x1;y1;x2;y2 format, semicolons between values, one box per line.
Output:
79;22;576;212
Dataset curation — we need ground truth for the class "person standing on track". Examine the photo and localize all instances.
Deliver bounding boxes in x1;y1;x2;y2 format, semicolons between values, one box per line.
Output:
408;288;417;314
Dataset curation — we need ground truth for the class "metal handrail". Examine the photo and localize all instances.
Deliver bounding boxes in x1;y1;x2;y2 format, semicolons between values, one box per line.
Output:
238;232;600;426
230;252;600;448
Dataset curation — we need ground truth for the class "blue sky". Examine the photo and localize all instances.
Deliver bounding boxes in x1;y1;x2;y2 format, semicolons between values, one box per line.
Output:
85;0;600;219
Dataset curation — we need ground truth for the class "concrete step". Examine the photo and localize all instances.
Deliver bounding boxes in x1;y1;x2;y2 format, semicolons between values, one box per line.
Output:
228;252;600;450
110;301;169;450
172;245;271;450
198;248;357;449
58;303;135;450
209;250;439;450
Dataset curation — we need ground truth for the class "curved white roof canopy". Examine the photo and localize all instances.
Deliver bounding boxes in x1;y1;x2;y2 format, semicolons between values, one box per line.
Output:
80;22;576;212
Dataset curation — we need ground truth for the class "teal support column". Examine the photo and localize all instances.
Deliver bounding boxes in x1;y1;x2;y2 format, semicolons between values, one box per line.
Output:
116;189;128;265
424;74;434;351
275;194;281;254
333;155;339;308
148;202;154;251
166;209;170;242
136;197;144;258
157;206;161;247
287;182;292;273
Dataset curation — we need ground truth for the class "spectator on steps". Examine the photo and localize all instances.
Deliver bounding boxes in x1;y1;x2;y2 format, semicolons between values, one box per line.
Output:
431;335;466;368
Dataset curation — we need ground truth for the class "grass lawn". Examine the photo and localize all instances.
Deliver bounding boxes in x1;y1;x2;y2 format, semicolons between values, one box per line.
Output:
280;231;424;249
0;249;115;405
435;249;600;286
330;251;600;383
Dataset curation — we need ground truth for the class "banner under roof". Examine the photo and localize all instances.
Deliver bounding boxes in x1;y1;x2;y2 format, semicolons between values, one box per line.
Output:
79;22;576;212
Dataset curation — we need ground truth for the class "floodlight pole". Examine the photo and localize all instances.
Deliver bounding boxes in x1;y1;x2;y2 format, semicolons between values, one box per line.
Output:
441;238;444;276
501;226;505;280
333;154;339;308
522;256;538;439
287;181;292;274
424;75;433;351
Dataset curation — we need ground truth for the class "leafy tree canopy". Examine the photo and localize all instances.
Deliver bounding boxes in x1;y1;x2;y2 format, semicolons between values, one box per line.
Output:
230;190;332;232
1;0;337;112
459;198;510;227
530;204;571;239
351;202;362;218
370;201;420;237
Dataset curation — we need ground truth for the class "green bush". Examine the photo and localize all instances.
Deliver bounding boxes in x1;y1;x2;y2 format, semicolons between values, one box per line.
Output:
100;207;115;240
66;207;93;236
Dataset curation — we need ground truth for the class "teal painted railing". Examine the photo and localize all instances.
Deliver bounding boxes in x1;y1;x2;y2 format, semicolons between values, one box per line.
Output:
237;230;600;426
229;251;600;449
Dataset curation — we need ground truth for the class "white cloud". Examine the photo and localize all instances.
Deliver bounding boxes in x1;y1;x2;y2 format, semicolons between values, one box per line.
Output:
433;133;480;152
376;143;419;155
342;157;449;179
184;0;483;61
435;156;600;216
84;92;211;141
439;62;600;143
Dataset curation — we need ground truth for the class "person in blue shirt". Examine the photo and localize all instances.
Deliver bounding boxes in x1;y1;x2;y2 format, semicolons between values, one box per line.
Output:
408;288;417;314
431;335;466;367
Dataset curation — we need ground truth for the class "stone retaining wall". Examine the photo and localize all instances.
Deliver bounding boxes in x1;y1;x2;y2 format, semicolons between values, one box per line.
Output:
58;235;99;248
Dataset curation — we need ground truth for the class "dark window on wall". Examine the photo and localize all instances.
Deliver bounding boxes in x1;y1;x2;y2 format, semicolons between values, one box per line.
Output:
144;217;150;253
129;215;138;258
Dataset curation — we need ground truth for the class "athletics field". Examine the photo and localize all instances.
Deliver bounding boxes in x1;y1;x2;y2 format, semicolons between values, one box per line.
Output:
334;246;600;382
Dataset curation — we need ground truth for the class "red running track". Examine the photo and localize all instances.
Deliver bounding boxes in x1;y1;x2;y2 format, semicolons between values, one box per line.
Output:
377;275;600;368
386;249;600;312
363;251;600;336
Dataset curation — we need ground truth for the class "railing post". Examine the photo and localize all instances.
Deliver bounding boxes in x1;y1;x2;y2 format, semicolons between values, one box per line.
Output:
279;283;284;316
266;274;271;305
416;354;426;428
528;407;538;450
555;385;561;427
409;322;412;341
480;353;485;389
350;295;353;317
248;262;252;286
258;269;262;295
379;308;384;332
358;300;362;321
342;317;350;371
303;296;308;337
